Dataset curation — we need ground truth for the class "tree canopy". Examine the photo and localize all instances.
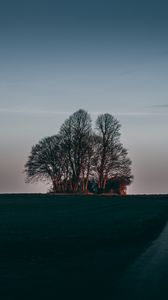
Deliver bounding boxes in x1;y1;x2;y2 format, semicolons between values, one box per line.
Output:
24;109;133;194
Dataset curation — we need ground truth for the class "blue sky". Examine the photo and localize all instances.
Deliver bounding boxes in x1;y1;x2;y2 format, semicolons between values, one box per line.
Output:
0;0;168;193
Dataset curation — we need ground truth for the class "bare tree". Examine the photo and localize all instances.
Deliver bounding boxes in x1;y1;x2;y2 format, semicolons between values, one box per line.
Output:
59;109;92;192
24;135;63;192
25;110;133;194
95;113;133;191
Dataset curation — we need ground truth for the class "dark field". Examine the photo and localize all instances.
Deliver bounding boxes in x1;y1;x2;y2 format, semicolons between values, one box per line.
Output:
1;194;168;299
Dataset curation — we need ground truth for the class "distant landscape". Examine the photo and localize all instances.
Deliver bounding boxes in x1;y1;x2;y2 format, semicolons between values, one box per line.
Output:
1;0;168;299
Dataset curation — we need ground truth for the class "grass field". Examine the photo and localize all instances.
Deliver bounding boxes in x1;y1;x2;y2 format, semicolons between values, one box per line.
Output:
0;194;168;299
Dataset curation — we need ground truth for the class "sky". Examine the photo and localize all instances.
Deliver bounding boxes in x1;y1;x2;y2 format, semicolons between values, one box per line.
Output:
0;0;168;194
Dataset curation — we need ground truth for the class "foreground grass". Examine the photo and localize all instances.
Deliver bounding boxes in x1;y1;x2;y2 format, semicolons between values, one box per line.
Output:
0;194;168;299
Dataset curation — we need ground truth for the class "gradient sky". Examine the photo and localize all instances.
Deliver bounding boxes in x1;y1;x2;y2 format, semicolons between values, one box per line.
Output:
0;0;168;193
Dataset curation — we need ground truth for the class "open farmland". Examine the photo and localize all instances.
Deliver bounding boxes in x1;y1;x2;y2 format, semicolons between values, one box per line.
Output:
0;194;168;299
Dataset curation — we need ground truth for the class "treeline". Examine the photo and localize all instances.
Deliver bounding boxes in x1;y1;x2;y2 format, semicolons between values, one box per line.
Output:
24;109;133;194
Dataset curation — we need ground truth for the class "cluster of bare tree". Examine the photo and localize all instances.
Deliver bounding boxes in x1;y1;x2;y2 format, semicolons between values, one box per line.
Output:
24;109;133;194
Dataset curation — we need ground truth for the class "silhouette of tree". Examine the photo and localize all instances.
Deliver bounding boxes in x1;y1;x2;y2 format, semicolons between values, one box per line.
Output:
95;113;133;192
25;109;133;194
24;135;63;192
59;109;92;192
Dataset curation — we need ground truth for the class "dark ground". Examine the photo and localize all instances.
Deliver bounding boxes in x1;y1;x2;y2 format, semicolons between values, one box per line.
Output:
0;194;168;299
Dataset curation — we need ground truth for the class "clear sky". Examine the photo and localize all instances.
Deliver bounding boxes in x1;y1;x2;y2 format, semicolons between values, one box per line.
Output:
0;0;168;194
